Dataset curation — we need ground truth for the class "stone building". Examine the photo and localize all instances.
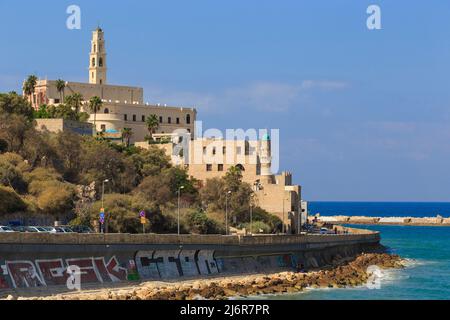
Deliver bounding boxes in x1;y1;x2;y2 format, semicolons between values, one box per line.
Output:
137;133;303;234
26;28;196;143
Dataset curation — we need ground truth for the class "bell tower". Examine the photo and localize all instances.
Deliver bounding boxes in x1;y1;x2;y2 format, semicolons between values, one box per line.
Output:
89;27;107;85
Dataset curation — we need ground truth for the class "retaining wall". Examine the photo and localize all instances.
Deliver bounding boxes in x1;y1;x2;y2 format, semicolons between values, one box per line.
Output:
0;231;381;294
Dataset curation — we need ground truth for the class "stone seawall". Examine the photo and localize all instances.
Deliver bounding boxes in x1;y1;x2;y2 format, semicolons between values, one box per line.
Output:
317;216;450;226
0;231;381;295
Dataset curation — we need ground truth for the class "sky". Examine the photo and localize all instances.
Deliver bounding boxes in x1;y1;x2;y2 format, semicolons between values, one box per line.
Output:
1;0;450;202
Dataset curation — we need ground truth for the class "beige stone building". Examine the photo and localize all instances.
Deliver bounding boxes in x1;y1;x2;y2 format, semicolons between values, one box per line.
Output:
35;119;93;136
27;28;196;143
137;133;303;234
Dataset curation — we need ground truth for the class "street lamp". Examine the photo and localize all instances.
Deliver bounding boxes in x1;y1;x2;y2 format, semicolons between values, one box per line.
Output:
225;191;232;235
101;179;109;209
101;179;109;234
249;194;255;236
177;186;185;236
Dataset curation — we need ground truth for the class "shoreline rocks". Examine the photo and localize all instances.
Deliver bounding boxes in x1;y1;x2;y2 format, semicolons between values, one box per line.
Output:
8;253;405;301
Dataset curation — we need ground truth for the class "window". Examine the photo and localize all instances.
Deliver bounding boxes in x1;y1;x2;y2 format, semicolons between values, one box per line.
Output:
159;116;163;123
218;164;224;172
99;57;103;67
142;115;145;122
212;147;216;155
186;114;191;124
100;125;106;132
104;108;109;114
168;117;172;124
236;147;242;155
99;79;103;85
133;115;137;122
176;118;180;124
203;147;207;155
236;164;245;172
124;114;128;121
93;44;96;52
223;147;226;154
206;164;213;172
54;99;60;104
92;57;96;67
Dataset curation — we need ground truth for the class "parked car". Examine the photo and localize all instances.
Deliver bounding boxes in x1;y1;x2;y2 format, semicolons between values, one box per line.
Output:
0;226;15;233
54;226;75;233
320;227;336;235
70;225;94;234
43;226;62;233
26;226;48;233
11;226;27;232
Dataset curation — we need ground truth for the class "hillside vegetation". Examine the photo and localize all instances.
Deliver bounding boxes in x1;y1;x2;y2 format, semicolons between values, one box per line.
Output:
0;91;281;234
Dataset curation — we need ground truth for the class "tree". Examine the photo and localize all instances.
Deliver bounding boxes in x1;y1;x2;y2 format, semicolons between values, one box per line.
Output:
186;210;224;235
121;128;133;147
55;79;66;103
0;186;27;214
145;114;159;142
65;93;84;113
0;92;34;120
88;96;103;132
23;75;38;106
0;139;7;153
0;114;34;153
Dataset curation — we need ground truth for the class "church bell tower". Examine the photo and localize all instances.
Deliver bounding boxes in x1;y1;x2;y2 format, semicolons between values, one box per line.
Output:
89;27;107;85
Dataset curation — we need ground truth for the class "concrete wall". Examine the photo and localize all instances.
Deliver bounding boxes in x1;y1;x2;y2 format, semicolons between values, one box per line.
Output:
0;232;381;293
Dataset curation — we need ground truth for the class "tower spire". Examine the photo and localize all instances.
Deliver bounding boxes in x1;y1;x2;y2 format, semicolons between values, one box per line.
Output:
89;27;107;85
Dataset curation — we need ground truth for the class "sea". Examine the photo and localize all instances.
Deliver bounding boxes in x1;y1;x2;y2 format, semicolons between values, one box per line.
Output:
268;202;450;300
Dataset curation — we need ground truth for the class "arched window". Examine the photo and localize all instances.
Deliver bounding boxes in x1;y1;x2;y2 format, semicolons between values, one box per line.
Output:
236;164;245;172
186;114;191;124
92;57;96;67
99;57;103;67
104;108;109;114
93;44;96;52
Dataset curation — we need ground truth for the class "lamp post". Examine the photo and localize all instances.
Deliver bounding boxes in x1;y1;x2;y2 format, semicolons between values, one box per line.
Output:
249;194;255;236
177;186;185;236
101;179;109;234
225;191;232;235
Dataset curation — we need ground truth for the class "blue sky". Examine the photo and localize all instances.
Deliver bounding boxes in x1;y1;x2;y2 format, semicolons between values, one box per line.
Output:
1;0;450;201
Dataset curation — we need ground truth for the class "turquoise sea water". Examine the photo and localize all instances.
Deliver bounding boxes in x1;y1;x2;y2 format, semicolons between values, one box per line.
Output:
270;202;450;300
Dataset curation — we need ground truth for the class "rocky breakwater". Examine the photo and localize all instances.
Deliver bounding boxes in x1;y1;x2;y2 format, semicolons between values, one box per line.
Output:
9;253;405;300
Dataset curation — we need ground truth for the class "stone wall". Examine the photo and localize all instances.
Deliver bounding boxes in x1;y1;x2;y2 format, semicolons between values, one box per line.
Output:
0;232;381;293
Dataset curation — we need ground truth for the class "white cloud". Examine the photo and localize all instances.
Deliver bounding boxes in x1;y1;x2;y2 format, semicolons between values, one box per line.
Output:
143;80;349;114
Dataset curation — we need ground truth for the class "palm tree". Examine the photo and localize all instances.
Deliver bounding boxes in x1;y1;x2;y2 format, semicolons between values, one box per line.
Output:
88;96;103;133
145;114;159;142
65;93;84;112
23;75;38;106
55;79;66;103
121;128;133;147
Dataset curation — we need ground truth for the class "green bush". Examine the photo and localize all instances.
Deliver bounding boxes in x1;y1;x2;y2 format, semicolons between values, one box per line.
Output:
241;221;272;234
186;210;224;235
0;186;27;214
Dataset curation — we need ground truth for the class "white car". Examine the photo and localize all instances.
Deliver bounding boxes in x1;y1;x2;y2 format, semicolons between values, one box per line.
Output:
0;226;15;233
26;226;48;233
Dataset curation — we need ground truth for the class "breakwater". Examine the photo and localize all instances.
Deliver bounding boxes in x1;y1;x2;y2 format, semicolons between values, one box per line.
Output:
316;216;450;226
0;229;381;296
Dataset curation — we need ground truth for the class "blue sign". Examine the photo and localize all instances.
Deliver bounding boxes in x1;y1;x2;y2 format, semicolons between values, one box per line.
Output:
139;211;146;218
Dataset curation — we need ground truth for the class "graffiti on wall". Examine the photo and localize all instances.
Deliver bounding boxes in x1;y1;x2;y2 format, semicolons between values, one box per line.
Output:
0;256;129;289
136;250;219;280
0;250;298;291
